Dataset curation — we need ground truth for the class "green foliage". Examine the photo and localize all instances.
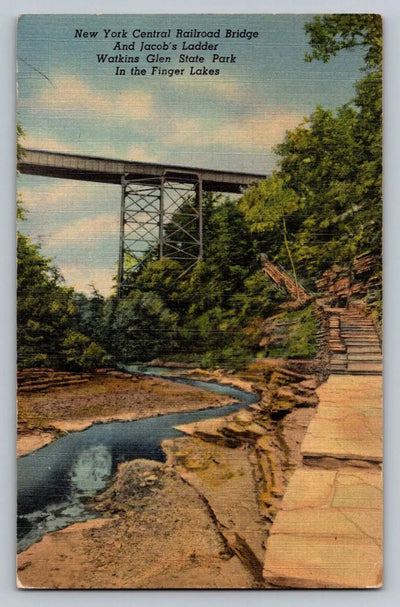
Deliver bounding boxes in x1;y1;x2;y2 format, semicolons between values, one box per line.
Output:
74;287;106;346
266;305;319;359
273;104;374;280
238;174;301;284
239;15;383;291
17;117;107;372
304;14;382;70
17;232;74;369
106;290;179;362
104;195;274;367
239;175;299;237
17;231;107;371
132;258;191;315
61;331;107;371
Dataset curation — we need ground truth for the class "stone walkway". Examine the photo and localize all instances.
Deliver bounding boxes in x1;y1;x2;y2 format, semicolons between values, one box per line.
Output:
263;374;382;588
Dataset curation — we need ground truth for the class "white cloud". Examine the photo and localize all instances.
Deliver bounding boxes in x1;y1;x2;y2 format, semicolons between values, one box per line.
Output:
169;76;250;103
163;111;304;152
126;144;158;163
45;214;119;248
213;112;304;150
60;264;116;296
31;75;154;121
23;134;75;153
19;179;117;213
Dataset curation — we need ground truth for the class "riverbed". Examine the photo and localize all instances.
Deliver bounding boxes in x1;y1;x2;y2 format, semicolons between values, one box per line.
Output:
17;372;258;553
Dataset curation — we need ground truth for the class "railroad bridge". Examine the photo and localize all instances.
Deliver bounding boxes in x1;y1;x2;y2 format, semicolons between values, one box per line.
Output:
19;149;265;294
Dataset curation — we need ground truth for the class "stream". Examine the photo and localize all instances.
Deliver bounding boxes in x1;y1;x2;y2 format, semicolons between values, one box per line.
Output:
17;368;258;553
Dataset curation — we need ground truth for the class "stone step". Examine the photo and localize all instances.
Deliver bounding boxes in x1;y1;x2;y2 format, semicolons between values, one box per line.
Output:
325;308;382;376
330;370;382;376
341;325;377;329
341;331;378;336
330;347;347;354
264;465;382;589
340;319;375;329
340;325;378;329
339;312;372;322
329;364;348;372
340;316;375;321
328;340;346;346
343;342;380;346
342;330;376;334
331;355;382;364
347;362;383;373
340;319;375;324
347;353;382;362
343;339;379;344
345;343;381;354
340;318;374;323
341;324;375;329
347;347;382;354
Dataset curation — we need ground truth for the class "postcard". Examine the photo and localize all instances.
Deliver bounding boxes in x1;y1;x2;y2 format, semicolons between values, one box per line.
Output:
16;13;382;589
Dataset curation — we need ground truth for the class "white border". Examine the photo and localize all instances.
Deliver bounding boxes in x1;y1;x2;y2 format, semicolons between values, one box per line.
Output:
2;1;399;605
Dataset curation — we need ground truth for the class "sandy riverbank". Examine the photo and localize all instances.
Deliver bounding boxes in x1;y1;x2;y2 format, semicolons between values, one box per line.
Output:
17;369;234;457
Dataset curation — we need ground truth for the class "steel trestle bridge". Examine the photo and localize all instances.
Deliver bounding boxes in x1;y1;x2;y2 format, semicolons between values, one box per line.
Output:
19;149;265;295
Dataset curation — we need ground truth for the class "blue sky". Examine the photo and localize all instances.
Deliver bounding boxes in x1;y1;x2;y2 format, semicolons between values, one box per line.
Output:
17;14;365;294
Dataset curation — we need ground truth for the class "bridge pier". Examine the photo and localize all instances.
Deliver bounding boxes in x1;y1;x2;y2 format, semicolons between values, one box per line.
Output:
117;171;203;296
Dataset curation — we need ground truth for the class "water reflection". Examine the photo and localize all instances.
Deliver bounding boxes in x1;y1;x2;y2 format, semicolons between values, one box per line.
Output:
70;445;112;495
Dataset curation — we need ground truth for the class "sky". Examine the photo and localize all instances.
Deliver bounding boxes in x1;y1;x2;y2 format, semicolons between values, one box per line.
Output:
17;13;366;295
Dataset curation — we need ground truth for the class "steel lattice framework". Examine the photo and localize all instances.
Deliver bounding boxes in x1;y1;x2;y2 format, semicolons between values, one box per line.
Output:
118;172;203;294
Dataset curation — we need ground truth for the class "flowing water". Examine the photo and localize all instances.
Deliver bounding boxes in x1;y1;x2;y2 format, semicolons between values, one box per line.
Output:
17;369;258;552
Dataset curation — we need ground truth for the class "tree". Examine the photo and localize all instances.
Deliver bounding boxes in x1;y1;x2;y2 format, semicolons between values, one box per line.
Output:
259;15;383;288
304;14;382;228
304;15;382;265
115;194;283;366
17;232;108;370
107;290;179;362
304;14;382;70
74;285;106;346
17;126;107;370
17;232;72;368
238;174;301;288
274;105;367;280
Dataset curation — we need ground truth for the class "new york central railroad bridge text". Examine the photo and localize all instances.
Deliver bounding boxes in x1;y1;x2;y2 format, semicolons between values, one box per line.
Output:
75;28;259;40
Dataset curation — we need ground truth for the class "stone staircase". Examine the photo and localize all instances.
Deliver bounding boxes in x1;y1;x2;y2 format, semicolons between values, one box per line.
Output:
326;309;382;375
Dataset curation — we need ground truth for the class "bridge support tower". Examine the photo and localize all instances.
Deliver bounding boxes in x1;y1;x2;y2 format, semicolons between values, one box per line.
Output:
117;171;203;296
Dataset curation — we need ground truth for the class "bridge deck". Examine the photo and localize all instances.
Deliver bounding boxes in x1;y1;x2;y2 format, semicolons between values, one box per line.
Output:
19;149;265;193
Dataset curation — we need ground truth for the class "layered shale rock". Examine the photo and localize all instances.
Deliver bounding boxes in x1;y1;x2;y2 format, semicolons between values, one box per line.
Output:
163;361;321;586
